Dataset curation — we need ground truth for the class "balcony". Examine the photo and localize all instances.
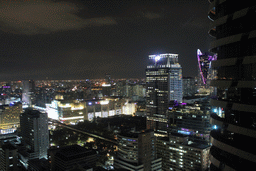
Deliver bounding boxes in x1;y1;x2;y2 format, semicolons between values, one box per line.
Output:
209;33;243;51
210;113;256;138
210;99;228;109
208;27;216;38
209;79;233;88
210;113;224;126
208;1;216;21
232;102;256;113
210;145;256;170
210;130;256;162
211;57;237;68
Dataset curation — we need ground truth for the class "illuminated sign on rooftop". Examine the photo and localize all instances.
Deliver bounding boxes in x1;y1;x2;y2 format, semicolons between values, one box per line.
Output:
102;83;111;87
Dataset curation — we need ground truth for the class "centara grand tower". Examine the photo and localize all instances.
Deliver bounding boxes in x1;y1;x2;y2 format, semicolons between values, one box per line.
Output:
197;49;217;87
146;53;182;136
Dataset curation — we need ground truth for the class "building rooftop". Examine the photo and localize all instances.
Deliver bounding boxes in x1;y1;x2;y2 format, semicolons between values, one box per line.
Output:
170;132;188;137
118;129;153;138
1;141;17;150
23;108;44;118
55;145;97;161
188;143;210;149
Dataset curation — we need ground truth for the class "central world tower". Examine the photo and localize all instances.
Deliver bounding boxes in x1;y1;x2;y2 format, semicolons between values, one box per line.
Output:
146;53;182;136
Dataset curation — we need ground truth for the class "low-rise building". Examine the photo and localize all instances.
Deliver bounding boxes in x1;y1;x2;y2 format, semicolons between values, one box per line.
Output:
0;103;22;134
50;145;97;171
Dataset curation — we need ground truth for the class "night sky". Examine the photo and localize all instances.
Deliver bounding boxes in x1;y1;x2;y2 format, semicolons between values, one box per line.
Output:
0;0;211;81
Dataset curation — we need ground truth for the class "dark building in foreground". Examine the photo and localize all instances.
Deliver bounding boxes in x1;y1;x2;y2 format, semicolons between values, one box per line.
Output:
208;1;256;170
50;145;97;171
0;142;18;171
19;108;49;169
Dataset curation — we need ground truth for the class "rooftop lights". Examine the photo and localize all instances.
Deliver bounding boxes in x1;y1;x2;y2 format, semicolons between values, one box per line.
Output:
155;55;161;61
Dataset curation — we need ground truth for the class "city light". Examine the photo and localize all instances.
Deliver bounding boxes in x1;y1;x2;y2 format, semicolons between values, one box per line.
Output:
155;55;161;61
212;125;218;130
100;100;109;105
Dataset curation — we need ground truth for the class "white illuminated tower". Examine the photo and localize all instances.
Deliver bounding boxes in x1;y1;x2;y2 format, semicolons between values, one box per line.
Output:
146;53;182;135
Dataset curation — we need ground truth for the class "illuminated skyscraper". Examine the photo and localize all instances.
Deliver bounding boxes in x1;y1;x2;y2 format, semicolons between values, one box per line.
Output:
197;49;217;87
208;1;256;170
146;53;182;136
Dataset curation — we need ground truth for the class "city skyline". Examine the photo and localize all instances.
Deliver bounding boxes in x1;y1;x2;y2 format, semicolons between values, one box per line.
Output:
0;0;210;81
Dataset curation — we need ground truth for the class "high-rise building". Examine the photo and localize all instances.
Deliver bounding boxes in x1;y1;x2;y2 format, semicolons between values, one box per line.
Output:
146;53;182;136
114;129;162;171
182;77;196;97
197;49;217;87
20;108;49;161
22;80;35;107
208;1;256;170
105;73;111;84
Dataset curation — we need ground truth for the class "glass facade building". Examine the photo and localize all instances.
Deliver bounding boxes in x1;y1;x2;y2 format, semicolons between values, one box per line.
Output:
208;1;256;170
146;54;182;135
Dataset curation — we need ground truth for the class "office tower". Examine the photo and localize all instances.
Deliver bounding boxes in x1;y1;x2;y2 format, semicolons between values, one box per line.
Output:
114;129;162;171
20;108;49;160
0;103;22;134
157;133;210;171
105;73;111;84
146;53;182;135
197;49;217;87
208;1;256;170
0;142;18;171
50;145;97;170
22;80;35;107
182;77;196;97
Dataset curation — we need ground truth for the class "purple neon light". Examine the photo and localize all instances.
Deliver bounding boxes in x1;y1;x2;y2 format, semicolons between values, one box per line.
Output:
197;49;217;85
197;49;206;84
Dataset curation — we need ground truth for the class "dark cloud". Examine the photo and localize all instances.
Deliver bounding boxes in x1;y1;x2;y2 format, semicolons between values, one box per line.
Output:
0;0;116;35
0;0;211;80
